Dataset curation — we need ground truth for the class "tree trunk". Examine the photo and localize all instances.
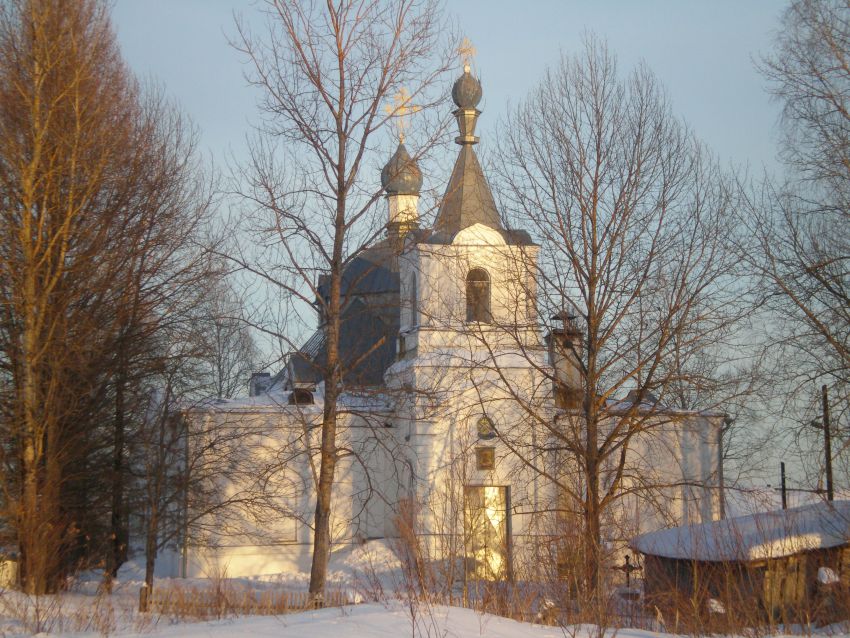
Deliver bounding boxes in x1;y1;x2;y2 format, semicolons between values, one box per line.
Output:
18;253;55;594
20;434;41;594
308;396;338;598
308;257;342;598
584;416;601;603
108;370;128;581
144;500;159;591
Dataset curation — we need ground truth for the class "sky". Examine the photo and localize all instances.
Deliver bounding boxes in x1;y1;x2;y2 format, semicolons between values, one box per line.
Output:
110;1;795;484
111;0;788;178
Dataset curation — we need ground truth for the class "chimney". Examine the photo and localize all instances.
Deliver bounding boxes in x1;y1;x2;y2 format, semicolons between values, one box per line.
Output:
545;311;583;409
248;372;271;397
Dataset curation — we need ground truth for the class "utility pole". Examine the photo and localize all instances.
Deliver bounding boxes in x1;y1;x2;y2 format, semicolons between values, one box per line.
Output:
780;461;787;509
809;385;834;501
823;384;833;502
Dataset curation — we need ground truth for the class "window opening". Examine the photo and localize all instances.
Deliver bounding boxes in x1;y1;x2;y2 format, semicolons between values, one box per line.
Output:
464;486;511;581
288;389;314;405
466;268;491;323
410;275;418;327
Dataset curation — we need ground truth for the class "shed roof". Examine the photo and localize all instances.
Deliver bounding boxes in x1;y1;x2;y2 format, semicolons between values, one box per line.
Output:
631;500;850;562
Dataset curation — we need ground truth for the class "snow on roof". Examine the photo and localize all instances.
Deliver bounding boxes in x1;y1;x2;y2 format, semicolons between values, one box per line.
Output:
185;393;319;413
631;500;850;562
605;392;724;418
185;383;391;414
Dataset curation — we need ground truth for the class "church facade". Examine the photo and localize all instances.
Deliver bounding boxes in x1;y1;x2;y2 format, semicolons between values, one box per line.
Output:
179;67;724;581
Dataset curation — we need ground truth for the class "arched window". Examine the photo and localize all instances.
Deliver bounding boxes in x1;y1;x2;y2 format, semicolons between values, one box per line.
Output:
409;275;418;327
466;268;491;323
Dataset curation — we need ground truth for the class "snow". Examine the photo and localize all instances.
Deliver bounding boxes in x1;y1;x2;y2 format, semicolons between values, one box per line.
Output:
92;603;572;638
819;566;840;585
6;538;850;637
3;579;850;637
6;600;849;637
707;598;726;614
112;539;401;596
631;500;850;561
187;390;322;412
187;381;393;414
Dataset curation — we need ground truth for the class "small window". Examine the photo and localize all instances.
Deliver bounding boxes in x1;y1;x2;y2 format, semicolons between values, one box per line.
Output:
476;447;496;470
466;268;491;323
554;384;582;410
288;389;314;405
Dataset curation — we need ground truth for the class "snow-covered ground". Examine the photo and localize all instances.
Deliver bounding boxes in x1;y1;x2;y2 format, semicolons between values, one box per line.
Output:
73;603;570;638
114;537;403;595
6;600;850;638
0;540;414;636
2;540;849;637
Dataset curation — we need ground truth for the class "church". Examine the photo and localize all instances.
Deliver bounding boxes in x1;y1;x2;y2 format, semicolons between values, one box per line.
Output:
178;65;725;581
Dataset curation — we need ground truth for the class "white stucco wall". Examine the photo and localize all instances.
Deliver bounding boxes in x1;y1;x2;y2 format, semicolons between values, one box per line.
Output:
181;403;400;578
174;219;724;582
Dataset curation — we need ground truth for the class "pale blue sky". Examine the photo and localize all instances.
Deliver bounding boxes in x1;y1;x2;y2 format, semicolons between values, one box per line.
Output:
112;1;787;176
111;2;794;482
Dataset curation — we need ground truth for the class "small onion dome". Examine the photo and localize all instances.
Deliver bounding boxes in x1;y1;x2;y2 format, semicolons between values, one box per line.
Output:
452;66;482;109
381;142;422;195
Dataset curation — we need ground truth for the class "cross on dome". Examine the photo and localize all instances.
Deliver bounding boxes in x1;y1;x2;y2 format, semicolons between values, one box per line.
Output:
458;37;476;73
384;88;419;143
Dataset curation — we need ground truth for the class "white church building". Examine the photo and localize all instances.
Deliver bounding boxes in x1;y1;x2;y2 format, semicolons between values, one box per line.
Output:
179;66;725;581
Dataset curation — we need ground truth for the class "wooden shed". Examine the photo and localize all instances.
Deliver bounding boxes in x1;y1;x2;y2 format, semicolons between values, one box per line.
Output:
631;501;850;628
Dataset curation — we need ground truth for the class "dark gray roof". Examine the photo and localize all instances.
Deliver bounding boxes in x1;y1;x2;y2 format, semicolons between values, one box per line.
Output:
300;329;325;359
452;70;482;109
317;251;400;300
341;255;399;294
286;350;322;387
433;144;501;236
286;298;397;389
290;242;401;390
335;298;396;385
381;142;422;196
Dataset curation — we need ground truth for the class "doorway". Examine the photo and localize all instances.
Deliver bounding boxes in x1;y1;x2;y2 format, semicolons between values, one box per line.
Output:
464;485;511;580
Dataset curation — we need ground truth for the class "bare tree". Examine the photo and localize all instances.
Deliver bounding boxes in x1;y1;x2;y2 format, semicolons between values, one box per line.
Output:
99;96;215;589
230;0;454;597
0;0;149;593
490;38;747;605
744;0;849;439
131;336;240;593
197;273;260;400
762;0;850;206
0;0;213;592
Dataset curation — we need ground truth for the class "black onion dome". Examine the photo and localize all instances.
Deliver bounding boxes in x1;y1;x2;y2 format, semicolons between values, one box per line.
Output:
452;68;482;109
381;142;422;195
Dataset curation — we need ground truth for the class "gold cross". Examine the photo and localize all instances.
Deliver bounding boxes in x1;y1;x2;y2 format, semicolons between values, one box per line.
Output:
458;37;476;72
384;88;419;143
